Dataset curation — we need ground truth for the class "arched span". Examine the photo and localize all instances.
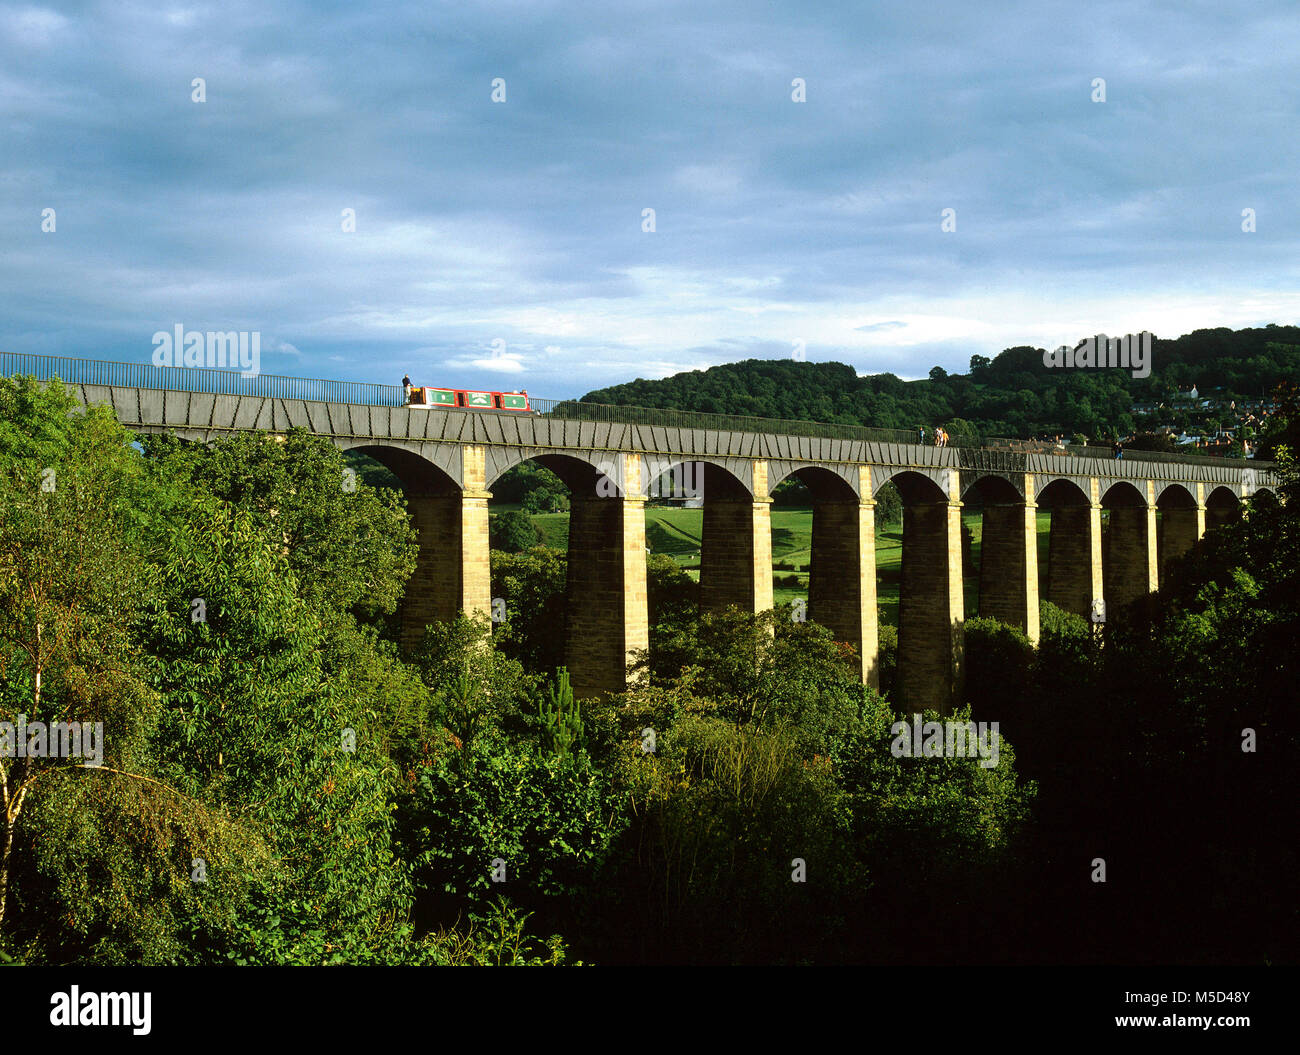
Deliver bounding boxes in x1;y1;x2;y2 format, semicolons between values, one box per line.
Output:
485;449;758;500
961;473;1023;504
1205;485;1242;510
1155;483;1197;509
1101;479;1148;508
769;464;859;502
342;442;460;496
1204;484;1243;530
1153;479;1198;503
1036;477;1091;507
767;461;860;499
485;448;613;495
877;467;952;504
638;458;751;502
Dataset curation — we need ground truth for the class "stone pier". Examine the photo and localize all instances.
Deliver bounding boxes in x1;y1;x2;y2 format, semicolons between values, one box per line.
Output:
809;488;880;687
896;477;964;712
1157;507;1202;587
565;454;650;698
1104;488;1159;610
977;475;1040;642
700;462;774;617
400;491;492;651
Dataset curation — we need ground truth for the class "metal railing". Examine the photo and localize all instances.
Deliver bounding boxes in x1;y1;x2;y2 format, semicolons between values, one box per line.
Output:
1;352;1274;469
0;352;406;407
970;434;1268;467
527;396;918;445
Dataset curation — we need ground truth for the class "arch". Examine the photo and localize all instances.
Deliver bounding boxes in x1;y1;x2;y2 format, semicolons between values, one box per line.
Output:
1102;481;1157;608
962;474;1038;640
959;472;1025;502
344;442;460;495
531;453;606;495
1156;483;1200;588
486;448;611;495
767;461;860;499
1155;482;1197;510
1153;479;1197;503
1205;485;1242;510
346;443;491;654
486;451;650;697
771;464;859;503
961;473;1023;505
1246;487;1280;512
893;469;965;709
1040;477;1095;618
1101;479;1148;508
774;465;876;685
1036;477;1090;508
627;456;753;502
1204;484;1242;531
699;461;771;616
886;469;951;506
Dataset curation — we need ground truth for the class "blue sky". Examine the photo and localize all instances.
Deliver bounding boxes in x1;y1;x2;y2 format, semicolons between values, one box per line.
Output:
3;0;1298;399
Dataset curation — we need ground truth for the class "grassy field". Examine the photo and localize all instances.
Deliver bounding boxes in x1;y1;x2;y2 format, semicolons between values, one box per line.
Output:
514;504;1055;627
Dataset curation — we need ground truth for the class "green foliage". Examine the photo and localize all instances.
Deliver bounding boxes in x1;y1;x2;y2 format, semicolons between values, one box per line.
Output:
137;428;417;623
961;616;1035;761
408;613;537;747
490;509;542;552
1126;431;1176;452
7;359;1296;967
873;480;903;526
537;668;584;757
604;611;1036;962
634;606;869;743
417;900;576;965
137;500;415;965
0;376;579;966
399;729;623;912
490;462;568;508
522;488;568;514
646;553;698;653
0;376;175;956
489;547;568;675
616;713;850;962
771;476;809;506
579;327;1300;440
875;622;898;695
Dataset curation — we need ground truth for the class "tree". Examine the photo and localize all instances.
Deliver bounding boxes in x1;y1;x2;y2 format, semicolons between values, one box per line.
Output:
537;669;584;757
0;380;270;963
1126;431;1176;453
873;481;903;527
137;499;418;964
489;548;568;675
490;510;541;553
138;429;417;624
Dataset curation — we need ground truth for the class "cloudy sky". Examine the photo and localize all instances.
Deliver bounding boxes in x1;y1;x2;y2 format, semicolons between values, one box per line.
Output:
3;0;1298;398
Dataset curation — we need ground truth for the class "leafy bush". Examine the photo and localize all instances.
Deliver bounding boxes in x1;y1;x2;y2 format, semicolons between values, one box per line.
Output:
490;509;542;552
398;730;624;920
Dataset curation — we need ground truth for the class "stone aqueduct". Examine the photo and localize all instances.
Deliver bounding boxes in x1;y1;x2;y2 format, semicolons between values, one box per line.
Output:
73;383;1277;708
